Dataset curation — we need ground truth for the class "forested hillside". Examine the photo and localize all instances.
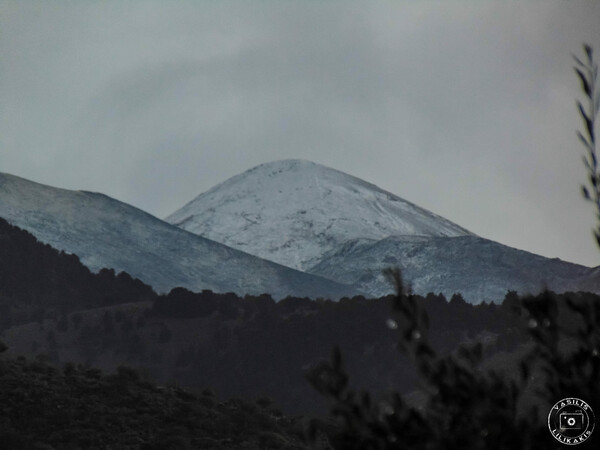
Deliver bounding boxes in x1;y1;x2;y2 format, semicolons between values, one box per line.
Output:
0;354;308;449
9;281;590;416
0;217;156;329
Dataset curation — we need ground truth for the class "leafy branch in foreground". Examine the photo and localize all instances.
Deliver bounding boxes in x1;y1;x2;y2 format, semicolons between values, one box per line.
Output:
306;44;600;449
307;271;600;449
575;44;600;247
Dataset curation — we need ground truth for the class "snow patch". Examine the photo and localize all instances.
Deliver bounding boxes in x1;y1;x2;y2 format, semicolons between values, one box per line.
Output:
166;159;473;271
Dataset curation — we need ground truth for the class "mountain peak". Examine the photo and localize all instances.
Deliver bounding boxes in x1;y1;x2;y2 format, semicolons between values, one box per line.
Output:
251;159;319;170
240;159;367;180
166;160;473;271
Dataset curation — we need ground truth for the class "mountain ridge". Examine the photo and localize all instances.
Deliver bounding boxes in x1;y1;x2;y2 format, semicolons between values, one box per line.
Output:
0;171;357;300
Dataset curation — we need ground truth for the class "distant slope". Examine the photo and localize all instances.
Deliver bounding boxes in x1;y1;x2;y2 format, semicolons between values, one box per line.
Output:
308;235;594;302
0;172;356;299
166;159;472;271
574;266;600;293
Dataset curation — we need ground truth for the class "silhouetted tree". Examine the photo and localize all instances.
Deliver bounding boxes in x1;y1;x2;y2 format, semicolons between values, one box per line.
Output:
575;44;600;247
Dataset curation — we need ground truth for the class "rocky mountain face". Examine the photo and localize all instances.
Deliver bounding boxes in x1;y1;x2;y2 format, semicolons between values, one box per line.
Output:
167;160;597;302
0;172;356;300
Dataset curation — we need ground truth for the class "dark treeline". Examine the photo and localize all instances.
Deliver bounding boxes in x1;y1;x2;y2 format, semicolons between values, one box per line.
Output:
0;217;156;329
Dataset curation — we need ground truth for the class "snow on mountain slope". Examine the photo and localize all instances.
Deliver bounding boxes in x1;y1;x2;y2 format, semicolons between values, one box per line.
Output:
166;159;473;271
0;172;357;299
308;235;594;302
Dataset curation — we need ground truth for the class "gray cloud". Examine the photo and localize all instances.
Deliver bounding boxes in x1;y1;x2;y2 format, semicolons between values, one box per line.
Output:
1;1;599;267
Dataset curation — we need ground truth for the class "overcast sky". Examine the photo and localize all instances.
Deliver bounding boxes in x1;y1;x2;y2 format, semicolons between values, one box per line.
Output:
2;1;600;267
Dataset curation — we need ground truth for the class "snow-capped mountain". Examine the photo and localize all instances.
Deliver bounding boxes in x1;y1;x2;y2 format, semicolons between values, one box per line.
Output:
0;172;356;299
308;235;593;302
166;159;472;271
167;159;597;302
